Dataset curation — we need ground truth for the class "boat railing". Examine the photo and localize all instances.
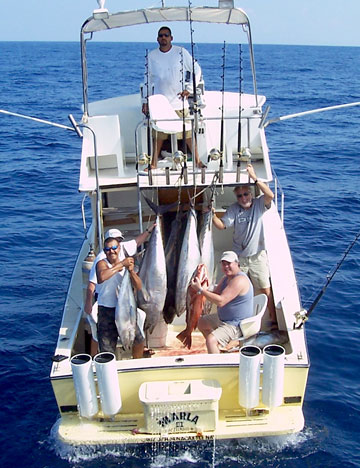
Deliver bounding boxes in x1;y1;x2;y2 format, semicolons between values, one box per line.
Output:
272;168;285;225
134;111;265;170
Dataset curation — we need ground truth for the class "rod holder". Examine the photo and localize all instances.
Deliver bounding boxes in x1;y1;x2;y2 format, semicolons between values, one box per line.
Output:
238;345;261;410
201;166;206;184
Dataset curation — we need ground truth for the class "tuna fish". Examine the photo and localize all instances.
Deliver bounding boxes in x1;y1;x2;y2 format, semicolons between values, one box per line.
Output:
163;209;187;324
198;209;215;288
137;197;175;333
115;269;137;350
224;330;289;353
241;330;289;349
177;263;209;349
175;206;201;316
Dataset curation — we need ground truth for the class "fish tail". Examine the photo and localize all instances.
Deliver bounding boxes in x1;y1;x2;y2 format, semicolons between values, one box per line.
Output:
176;329;192;349
143;196;178;216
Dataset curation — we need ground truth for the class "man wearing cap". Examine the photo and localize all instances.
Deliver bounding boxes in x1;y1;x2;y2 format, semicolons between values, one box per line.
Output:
84;226;154;317
84;226;154;357
212;163;276;327
191;251;254;353
95;236;145;357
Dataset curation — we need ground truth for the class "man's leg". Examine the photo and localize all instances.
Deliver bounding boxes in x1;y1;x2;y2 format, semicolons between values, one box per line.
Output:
151;137;164;169
132;340;145;359
198;315;222;354
186;137;204;168
97;306;118;354
248;251;277;327
197;315;216;338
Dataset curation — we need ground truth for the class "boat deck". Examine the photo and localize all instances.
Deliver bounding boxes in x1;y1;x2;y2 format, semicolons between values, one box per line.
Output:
114;321;291;361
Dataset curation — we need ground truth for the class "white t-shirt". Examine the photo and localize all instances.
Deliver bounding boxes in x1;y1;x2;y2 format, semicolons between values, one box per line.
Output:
145;45;201;110
89;239;137;288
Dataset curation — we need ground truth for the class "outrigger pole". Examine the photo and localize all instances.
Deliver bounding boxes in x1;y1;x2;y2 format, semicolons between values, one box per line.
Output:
264;101;360;127
297;228;360;328
0;109;76;133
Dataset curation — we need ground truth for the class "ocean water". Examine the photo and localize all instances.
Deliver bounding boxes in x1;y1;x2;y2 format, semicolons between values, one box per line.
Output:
0;41;359;468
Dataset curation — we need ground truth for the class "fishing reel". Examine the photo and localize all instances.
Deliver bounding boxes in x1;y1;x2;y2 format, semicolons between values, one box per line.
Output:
173;150;185;164
208;148;221;161
137;152;151;166
240;147;252;161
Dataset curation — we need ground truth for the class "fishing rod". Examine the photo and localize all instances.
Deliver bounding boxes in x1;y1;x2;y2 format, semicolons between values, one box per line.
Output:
144;49;153;185
219;41;226;183
236;43;243;183
188;0;199;173
180;48;188;184
263;101;360;128
295;228;360;329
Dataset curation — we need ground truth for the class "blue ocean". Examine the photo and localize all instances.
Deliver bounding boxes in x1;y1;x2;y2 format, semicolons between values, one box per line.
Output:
0;41;359;467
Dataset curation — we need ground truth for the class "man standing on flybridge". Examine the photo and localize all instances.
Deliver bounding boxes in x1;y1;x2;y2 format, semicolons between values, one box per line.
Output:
142;26;204;169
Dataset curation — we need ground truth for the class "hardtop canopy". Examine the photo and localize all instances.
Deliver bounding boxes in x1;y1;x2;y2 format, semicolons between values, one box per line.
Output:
80;6;257;114
82;7;250;34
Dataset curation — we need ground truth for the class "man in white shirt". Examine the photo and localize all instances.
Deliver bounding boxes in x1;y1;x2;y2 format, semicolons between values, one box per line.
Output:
84;227;154;315
142;26;203;169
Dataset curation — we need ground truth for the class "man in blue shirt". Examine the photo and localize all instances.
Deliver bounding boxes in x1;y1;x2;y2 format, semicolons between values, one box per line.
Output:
191;251;253;353
212;164;276;327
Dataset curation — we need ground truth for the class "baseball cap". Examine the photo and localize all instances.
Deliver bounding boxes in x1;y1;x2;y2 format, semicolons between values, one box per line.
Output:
220;251;239;263
105;228;124;240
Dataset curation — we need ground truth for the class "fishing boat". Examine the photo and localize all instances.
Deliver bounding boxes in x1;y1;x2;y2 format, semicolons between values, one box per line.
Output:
50;1;310;445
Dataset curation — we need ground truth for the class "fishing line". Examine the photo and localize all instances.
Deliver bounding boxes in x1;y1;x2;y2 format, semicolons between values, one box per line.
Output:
297;228;360;327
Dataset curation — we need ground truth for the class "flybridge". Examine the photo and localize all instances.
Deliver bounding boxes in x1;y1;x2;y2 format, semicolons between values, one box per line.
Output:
80;4;257;121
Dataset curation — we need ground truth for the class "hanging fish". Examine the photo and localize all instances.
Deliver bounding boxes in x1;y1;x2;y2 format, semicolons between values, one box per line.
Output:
175;205;201;316
163;209;187;324
198;209;215;288
177;263;209;349
115;269;137;351
137;197;176;333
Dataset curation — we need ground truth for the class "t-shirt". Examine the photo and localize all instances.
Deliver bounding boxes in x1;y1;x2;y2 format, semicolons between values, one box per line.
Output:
221;195;268;258
145;45;201;110
89;239;137;288
217;272;254;326
97;259;123;308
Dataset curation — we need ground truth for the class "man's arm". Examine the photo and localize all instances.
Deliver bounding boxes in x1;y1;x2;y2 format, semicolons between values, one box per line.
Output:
96;257;133;284
212;211;226;230
84;281;96;315
247;163;274;207
191;275;245;308
183;48;202;93
128;261;142;291
135;223;156;246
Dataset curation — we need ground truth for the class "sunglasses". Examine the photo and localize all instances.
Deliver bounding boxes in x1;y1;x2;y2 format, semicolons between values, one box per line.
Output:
158;33;170;38
237;192;250;198
104;245;118;252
